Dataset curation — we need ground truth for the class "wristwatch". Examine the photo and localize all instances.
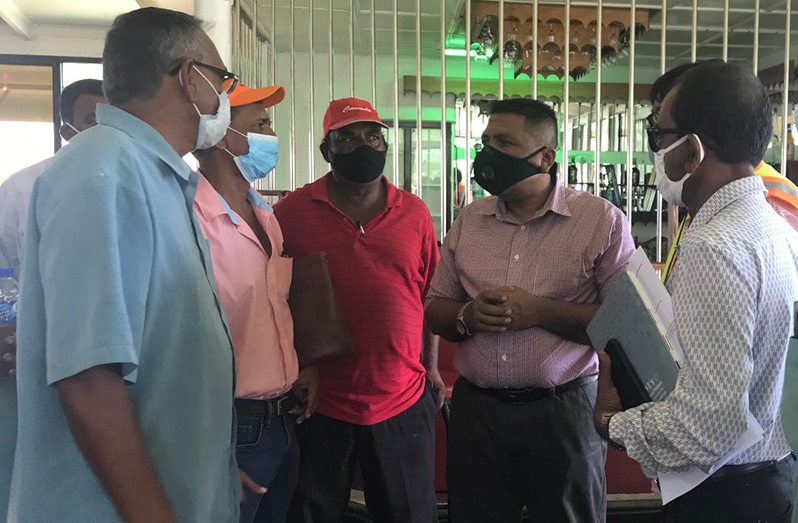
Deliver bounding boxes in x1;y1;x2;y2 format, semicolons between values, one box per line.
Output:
600;412;626;451
455;301;473;338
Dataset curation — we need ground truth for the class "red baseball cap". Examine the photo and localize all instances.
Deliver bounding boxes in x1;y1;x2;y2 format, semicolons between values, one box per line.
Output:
322;97;388;136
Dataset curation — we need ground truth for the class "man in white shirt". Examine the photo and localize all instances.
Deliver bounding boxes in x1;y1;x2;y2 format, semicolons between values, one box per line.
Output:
0;78;104;519
0;78;105;276
594;61;798;522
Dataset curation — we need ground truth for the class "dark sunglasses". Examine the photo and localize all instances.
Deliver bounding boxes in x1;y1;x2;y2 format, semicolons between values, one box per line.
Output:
646;121;691;153
170;60;239;94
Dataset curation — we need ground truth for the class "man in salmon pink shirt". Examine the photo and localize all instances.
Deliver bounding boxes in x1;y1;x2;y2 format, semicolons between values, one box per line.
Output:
194;83;319;523
274;98;443;523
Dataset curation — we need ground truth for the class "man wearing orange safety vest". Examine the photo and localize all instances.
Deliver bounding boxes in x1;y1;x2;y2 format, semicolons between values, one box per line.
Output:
648;60;798;282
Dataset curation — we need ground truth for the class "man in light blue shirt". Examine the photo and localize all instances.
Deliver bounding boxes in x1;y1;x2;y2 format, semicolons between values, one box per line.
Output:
9;8;247;523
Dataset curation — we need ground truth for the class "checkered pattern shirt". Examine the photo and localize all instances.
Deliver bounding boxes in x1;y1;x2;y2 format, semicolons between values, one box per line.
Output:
611;176;798;476
426;181;635;388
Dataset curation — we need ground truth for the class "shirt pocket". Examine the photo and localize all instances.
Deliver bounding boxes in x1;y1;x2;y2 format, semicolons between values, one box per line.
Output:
269;256;293;301
533;250;585;300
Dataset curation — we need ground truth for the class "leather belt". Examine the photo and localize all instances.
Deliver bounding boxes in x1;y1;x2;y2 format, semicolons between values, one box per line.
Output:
709;454;795;482
235;390;298;419
468;375;598;404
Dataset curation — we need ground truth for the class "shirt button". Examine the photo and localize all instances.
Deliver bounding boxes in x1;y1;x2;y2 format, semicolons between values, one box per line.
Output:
502;355;507;361
520;225;526;230
513;254;519;260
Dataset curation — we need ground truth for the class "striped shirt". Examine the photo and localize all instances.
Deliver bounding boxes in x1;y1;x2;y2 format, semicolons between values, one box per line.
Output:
426;182;635;388
611;176;798;476
273;174;439;425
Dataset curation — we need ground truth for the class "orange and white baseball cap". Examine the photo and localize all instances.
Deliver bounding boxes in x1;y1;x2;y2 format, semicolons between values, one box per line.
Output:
227;83;286;108
322;97;388;136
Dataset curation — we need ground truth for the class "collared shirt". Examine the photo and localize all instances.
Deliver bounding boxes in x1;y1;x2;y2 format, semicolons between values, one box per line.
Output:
610;176;798;477
273;174;439;425
427;182;635;388
194;174;298;399
10;104;240;522
0;157;51;277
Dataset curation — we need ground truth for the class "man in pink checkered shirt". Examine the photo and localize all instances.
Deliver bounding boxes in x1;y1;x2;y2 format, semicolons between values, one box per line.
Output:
425;98;635;523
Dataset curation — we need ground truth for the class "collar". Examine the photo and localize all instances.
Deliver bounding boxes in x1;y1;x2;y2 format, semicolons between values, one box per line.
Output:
195;173;273;226
310;172;404;209
475;180;572;223
96;104;192;181
691;176;767;228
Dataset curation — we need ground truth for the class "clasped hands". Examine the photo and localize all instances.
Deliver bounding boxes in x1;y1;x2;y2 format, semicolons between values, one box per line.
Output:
463;286;540;334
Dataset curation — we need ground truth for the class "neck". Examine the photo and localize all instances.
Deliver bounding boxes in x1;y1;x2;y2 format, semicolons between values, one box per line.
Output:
119;95;196;157
504;175;555;222
327;171;384;202
199;152;251;205
684;162;754;217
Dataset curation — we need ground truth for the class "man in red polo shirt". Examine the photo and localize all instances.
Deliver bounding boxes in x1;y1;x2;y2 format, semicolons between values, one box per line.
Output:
274;98;442;523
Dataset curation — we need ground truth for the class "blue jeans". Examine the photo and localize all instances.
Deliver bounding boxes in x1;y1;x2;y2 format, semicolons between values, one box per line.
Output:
236;412;300;523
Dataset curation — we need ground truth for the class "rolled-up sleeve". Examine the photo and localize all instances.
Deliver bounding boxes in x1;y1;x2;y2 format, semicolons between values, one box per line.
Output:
609;244;756;476
37;175;154;385
425;213;468;306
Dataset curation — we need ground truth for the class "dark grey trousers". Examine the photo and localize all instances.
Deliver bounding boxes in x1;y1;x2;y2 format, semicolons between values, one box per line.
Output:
447;378;607;523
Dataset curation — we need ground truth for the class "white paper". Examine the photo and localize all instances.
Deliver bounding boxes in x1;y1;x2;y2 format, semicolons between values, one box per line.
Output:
626;247;686;366
658;412;765;505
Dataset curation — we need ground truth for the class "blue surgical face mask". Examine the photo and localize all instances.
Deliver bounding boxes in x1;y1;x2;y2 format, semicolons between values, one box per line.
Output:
226;128;278;183
180;66;231;151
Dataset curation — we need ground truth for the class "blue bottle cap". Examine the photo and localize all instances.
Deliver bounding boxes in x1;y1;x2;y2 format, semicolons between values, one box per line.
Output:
0;268;12;279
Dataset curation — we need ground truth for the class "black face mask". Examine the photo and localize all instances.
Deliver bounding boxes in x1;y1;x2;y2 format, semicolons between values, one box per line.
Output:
330;144;387;184
473;145;556;196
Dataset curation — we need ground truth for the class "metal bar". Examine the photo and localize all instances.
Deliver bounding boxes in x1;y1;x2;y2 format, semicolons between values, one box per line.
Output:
416;0;423;198
253;0;258;85
754;0;760;72
270;0;277;192
440;0;447;240
691;0;698;62
235;0;241;73
290;0;297;190
371;0;376;103
627;0;636;224
350;0;355;96
498;0;504;99
594;0;602;197
532;0;538;98
723;0;729;61
329;0;334;101
658;0;666;262
465;0;472;204
563;0;570;187
393;0;400;187
783;0;792;172
310;0;316;179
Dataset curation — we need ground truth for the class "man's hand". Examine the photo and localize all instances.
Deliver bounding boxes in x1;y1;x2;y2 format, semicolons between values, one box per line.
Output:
291;366;320;424
426;368;446;409
1;332;15;377
496;286;541;331
593;351;623;440
463;290;513;334
239;469;267;505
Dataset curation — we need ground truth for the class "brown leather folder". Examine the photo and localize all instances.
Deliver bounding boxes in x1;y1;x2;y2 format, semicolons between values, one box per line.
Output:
288;252;355;368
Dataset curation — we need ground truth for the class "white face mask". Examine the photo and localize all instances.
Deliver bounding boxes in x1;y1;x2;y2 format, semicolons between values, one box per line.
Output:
654;134;705;208
180;65;231;151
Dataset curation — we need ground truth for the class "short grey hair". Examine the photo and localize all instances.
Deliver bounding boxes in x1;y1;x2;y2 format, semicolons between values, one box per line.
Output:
103;7;206;105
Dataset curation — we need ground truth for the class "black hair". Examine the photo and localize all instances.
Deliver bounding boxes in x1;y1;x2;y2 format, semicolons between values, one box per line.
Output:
671;61;772;166
103;7;205;105
488;98;558;147
59;79;103;124
650;59;725;104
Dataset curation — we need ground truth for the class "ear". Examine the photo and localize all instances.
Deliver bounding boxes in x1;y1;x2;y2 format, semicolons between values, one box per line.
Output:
684;134;705;173
538;147;557;172
59;123;75;142
320;140;330;163
178;59;201;105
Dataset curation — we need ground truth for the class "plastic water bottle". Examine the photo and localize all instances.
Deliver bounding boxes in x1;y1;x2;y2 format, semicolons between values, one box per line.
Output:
0;268;17;345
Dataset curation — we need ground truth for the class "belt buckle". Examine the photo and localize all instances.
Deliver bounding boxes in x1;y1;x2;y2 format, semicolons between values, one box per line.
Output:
275;393;291;416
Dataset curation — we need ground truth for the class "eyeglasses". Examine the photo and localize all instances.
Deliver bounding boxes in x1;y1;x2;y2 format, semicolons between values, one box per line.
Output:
646;118;691;153
170;60;239;94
